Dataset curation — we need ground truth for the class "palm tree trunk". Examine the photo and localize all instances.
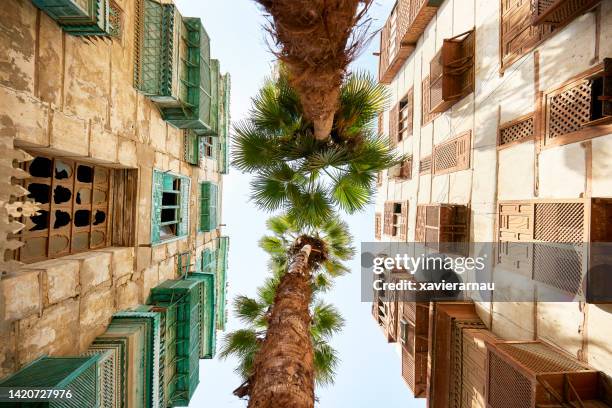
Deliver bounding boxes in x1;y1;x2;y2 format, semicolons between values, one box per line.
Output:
247;244;315;408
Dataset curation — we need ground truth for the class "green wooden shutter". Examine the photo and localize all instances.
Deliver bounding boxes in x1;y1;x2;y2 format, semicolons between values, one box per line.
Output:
199;182;217;232
32;0;112;37
201;249;216;274
177;177;190;237
184;131;199;165
151;170;164;244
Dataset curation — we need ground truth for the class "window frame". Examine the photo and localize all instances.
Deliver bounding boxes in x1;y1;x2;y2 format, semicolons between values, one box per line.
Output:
151;169;190;245
541;62;612;150
199;181;218;233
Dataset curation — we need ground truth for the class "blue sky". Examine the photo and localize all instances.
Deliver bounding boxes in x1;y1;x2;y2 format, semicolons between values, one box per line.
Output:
174;1;426;406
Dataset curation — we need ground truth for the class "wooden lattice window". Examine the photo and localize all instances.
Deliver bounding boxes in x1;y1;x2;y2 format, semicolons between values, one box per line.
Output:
201;136;216;159
152;170;190;244
432;131;471;175
375;213;382;240
13;155;136;263
498;113;535;148
377;112;384;136
389;104;399;147
543;61;612;148
421;76;439;126
500;0;555;71
376;171;383;186
429;30;475;114
398;88;414;142
415;204;469;253
531;0;601;26
383;201;408;240
419;155;432;174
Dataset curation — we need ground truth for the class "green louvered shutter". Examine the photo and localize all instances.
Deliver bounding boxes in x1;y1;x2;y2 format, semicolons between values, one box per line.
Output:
199;182;217;232
151;170;164;244
201;249;216;274
32;0;112;36
177;177;190;237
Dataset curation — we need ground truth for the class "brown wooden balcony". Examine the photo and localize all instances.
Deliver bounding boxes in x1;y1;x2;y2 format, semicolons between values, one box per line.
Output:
378;0;444;84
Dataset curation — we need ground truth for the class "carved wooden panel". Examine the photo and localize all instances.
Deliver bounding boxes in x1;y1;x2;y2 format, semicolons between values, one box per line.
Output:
398;88;414;142
419;155;432;174
389;104;399;148
16;155;113;262
531;0;601;26
421;76;440;125
375;213;382;240
399;201;409;241
432;131;471;175
384;202;394;236
498;113;534;147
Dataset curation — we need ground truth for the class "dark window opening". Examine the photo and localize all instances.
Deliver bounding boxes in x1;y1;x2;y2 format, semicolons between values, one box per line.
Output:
53;185;72;204
74;210;91;227
77;165;93;183
93;210;106;226
53;210;71;229
28;183;50;204
29;157;52;178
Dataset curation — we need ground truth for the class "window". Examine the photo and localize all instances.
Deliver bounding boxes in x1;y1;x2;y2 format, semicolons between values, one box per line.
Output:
375;213;382;240
429;30;475;114
152;170;190;244
12;155;136;262
542;60;612;148
415;204;469;254
109;0;123;39
199;182;218;232
377;112;384;136
383;201;408;240
498;113;535;148
376;171;383;186
500;0;599;71
389;104;399;147
31;0;114;36
177;251;192;276
201;136;216;159
184;131;200;165
398;88;414;142
432;131;471;175
419;155;432;175
421;76;439;126
200;248;217;274
388;156;412;181
399;319;415;356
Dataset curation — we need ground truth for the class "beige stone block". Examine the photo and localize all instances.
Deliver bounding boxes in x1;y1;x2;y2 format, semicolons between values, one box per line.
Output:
17;299;80;365
96;247;134;280
78;286;114;352
587;304;612;374
0;0;37;93
136;94;151;145
118;137;137;168
150;117;167;151
116;280;140;311
142;264;159;303
65;251;112;293
0;270;40;320
168;158;180;173
0;87;48;147
152;244;167;263
50;110;88;156
63;35;110;121
90;123;118;163
166;240;178;257
136;247;152;273
37;13;63;108
166;126;182;158
33;259;80;306
158;257;175;282
591;134;612;197
154;151;169;171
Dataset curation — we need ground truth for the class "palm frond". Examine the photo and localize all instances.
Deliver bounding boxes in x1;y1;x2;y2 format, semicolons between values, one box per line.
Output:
311;302;345;341
231;122;282;172
258;235;286;256
233;295;267;326
313;342;340;387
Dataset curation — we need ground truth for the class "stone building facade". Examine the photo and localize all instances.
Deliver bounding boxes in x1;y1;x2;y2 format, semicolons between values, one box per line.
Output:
0;0;229;389
373;0;612;406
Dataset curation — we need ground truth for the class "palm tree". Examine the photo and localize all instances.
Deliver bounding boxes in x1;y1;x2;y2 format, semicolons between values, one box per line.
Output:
221;215;354;408
254;0;374;139
233;70;402;227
